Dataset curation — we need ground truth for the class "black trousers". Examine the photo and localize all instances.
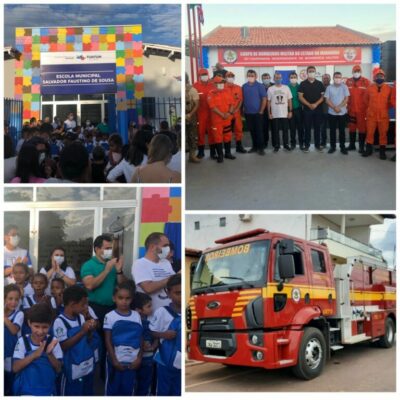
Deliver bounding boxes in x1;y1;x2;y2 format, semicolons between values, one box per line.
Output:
321;112;329;146
303;108;323;148
262;111;272;148
328;114;347;149
272;118;289;148
289;108;304;147
245;113;264;150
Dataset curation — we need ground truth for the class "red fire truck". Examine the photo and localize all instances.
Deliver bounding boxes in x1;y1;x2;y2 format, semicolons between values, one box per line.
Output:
187;229;396;380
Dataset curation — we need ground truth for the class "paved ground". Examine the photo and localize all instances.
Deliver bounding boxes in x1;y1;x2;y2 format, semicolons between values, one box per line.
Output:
185;342;396;392
186;133;396;210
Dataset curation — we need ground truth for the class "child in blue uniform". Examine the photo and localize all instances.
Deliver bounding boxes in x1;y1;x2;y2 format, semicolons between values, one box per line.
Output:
53;285;97;396
12;303;62;396
104;282;143;395
4;284;24;395
23;273;58;311
12;262;34;300
150;274;181;396
134;292;159;395
50;277;66;315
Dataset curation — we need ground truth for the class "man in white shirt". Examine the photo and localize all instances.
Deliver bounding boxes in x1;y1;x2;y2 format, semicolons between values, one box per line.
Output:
132;232;176;311
4;224;33;285
267;72;293;152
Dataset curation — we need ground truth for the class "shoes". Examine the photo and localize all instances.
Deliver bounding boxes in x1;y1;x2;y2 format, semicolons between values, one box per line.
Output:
379;146;387;160
189;152;201;163
283;145;291;151
302;147;310;153
273;147;279;153
315;146;324;152
248;147;257;153
235;141;247;153
328;148;336;154
258;149;266;156
362;143;373;157
196;145;205;159
340;148;348;155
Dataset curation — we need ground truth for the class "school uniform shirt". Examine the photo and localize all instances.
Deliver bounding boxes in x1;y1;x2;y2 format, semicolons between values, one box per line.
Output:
103;309;143;363
150;306;181;370
4;310;24;372
132;257;175;311
39;266;76;295
106;155;148;183
267;85;293;119
53;313;86;343
23;295;57;310
13;334;63;361
21;282;34;297
4;246;32;285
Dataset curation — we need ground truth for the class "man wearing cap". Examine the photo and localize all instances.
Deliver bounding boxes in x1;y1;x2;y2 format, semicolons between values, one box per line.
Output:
346;65;371;152
225;72;247;154
193;68;215;159
207;76;235;162
362;68;394;160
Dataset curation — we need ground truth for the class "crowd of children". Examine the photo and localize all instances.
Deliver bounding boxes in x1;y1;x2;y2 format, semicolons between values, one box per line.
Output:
4;114;182;183
4;263;182;396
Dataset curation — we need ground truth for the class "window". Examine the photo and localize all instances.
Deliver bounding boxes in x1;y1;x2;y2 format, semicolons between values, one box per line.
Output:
37;188;100;202
142;97;156;119
4;188;34;202
219;217;226;227
194;221;200;230
311;249;326;273
293;246;304;275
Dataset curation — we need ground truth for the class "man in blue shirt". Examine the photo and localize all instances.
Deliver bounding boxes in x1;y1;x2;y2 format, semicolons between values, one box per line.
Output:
242;70;267;155
324;72;350;154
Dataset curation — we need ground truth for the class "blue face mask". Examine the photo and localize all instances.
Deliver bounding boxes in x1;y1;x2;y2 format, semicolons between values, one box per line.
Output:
375;78;385;85
275;79;282;84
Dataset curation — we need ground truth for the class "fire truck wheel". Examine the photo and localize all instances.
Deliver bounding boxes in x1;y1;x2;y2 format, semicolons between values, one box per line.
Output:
377;318;395;348
292;327;326;380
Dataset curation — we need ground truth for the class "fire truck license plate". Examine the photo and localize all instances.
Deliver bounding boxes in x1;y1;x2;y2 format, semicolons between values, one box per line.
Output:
206;339;222;349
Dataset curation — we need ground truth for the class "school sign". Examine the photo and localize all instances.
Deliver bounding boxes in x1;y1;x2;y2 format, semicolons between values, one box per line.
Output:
14;25;144;141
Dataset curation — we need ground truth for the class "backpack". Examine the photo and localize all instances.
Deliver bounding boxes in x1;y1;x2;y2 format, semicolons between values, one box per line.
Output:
156;306;181;370
58;315;95;381
13;335;56;396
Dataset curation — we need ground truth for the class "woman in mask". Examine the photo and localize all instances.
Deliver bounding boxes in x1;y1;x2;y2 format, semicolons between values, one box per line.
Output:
40;247;77;293
10;144;46;183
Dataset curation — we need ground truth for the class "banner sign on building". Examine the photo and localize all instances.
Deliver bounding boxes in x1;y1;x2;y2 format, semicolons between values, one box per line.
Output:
219;47;362;66
40;51;117;95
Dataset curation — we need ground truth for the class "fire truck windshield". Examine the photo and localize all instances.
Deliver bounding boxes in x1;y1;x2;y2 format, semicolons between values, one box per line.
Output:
192;240;270;293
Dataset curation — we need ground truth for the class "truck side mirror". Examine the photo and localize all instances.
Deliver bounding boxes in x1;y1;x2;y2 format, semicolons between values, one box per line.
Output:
280;239;295;254
279;254;295;279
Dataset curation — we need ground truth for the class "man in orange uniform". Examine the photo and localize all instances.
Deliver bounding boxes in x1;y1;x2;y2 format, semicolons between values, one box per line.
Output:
207;76;235;163
193;68;215;159
346;65;371;153
225;71;247;153
362;68;394;160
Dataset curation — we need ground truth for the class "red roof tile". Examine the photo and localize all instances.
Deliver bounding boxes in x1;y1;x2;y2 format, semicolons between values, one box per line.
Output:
203;25;381;47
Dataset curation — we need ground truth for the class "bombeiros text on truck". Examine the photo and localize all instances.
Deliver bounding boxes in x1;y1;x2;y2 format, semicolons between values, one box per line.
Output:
186;229;396;380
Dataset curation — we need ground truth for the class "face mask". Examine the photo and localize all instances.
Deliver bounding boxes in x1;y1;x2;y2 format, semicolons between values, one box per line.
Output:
308;72;316;79
262;78;271;85
200;75;208;82
86;121;91;126
216;83;224;90
275;79;282;85
334;78;342;85
69;116;74;121
247;77;256;83
158;246;170;260
10;235;20;247
54;256;64;265
227;77;234;84
290;78;298;84
103;249;113;260
375;78;385;85
353;72;361;79
39;152;46;164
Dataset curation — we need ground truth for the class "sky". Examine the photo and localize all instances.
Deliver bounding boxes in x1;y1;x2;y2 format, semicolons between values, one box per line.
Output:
4;4;181;47
370;219;396;268
199;4;396;41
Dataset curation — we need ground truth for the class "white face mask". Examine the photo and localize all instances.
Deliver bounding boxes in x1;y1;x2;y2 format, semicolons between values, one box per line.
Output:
10;235;20;247
353;72;361;79
227;77;234;84
247;77;256;83
39;152;46;164
103;249;113;260
216;83;224;90
290;78;298;84
334;78;342;85
158;246;170;260
262;78;271;85
54;256;64;265
200;75;208;82
308;72;316;79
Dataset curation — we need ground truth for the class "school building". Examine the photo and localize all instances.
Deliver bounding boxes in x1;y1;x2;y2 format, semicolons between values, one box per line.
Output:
199;25;382;85
4;25;181;143
4;187;181;279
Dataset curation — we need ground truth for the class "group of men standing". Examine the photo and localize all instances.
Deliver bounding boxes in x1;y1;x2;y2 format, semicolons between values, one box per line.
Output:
185;63;395;163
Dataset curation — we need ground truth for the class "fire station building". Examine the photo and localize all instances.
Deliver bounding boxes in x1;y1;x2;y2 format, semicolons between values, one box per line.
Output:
201;25;381;85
